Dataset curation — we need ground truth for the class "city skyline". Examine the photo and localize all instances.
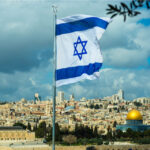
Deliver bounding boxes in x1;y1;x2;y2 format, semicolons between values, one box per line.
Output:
0;87;150;144
0;89;149;102
0;0;150;101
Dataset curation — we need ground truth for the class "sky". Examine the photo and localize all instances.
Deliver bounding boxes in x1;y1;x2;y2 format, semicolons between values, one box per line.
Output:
0;0;150;101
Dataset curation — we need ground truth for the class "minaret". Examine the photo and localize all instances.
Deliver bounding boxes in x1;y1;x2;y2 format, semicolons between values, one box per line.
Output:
118;89;124;100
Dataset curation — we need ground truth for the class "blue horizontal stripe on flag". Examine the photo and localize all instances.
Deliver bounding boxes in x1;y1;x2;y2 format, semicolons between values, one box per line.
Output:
56;17;109;36
56;63;102;80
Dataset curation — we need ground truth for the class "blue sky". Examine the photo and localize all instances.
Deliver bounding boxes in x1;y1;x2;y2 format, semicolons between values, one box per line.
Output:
0;0;150;101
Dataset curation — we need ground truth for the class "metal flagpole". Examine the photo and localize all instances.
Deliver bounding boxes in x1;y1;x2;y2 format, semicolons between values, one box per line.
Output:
52;4;57;150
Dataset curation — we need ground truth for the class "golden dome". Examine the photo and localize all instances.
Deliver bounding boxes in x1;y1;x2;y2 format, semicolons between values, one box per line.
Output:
126;109;142;120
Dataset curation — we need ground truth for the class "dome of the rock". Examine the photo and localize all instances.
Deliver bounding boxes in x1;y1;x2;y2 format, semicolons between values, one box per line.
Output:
126;109;142;120
116;109;150;132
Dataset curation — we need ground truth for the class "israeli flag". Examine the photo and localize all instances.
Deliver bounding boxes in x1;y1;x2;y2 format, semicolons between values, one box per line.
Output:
56;14;110;87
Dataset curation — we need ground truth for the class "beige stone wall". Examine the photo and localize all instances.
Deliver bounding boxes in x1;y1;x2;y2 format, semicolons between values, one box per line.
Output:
9;145;150;150
0;130;35;141
0;146;13;150
13;148;50;150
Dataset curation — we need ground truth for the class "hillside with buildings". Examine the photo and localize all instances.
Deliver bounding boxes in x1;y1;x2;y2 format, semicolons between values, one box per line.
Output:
0;89;150;143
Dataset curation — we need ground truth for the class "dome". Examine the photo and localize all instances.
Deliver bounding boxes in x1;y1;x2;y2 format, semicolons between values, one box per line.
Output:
126;109;142;120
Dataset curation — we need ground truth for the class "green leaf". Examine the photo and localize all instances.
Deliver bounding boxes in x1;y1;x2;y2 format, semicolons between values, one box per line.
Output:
132;0;138;8
111;13;118;18
146;0;150;9
134;11;141;16
107;11;115;14
108;4;119;11
106;8;112;11
130;2;133;9
137;0;145;6
121;2;132;12
121;2;129;8
124;14;126;22
119;6;122;11
108;4;115;9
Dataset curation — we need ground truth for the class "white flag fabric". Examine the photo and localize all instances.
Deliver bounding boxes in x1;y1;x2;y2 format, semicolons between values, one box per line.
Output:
56;14;110;87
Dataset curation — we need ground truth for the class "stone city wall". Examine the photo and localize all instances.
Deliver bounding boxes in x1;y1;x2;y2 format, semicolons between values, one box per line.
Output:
1;145;150;150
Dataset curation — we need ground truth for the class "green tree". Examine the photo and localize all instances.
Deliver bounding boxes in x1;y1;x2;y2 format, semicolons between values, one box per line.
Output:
97;139;103;145
55;123;61;141
126;128;134;139
95;104;100;109
74;124;84;138
93;126;98;138
113;121;117;127
90;104;94;109
46;124;52;142
74;124;94;139
13;122;26;129
116;129;123;139
144;129;150;136
35;121;47;138
106;0;150;21
27;122;31;131
33;124;37;132
72;115;76;121
84;125;93;138
106;131;112;140
62;134;77;145
61;127;69;135
134;102;142;107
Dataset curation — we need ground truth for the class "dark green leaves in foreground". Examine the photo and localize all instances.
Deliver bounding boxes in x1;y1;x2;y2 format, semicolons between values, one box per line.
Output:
106;0;150;21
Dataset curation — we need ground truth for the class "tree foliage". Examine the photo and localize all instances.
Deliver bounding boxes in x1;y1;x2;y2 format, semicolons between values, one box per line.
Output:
113;121;117;127
13;122;26;129
62;134;77;145
89;104;101;109
35;121;47;138
106;0;150;21
134;101;142;107
46;124;52;142
31;120;150;145
114;128;150;144
55;122;61;141
74;124;95;139
27;122;31;131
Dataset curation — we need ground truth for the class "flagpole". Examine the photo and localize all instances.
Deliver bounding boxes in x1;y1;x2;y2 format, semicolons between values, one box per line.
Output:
52;4;57;150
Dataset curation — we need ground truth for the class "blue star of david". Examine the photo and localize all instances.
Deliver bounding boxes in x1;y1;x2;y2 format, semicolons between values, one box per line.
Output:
73;36;88;60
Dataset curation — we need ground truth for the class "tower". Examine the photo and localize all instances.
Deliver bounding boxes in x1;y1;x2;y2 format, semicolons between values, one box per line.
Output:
34;93;41;104
118;89;124;100
57;91;64;103
70;94;74;101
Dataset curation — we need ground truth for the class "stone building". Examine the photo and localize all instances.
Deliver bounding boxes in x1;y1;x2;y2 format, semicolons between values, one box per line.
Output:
116;109;150;132
57;91;64;104
0;126;35;141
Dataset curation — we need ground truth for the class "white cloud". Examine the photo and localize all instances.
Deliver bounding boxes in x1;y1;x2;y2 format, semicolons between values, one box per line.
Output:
128;73;135;80
62;68;150;100
101;14;150;68
68;84;88;99
103;48;148;68
0;0;150;101
131;80;139;87
29;77;36;86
